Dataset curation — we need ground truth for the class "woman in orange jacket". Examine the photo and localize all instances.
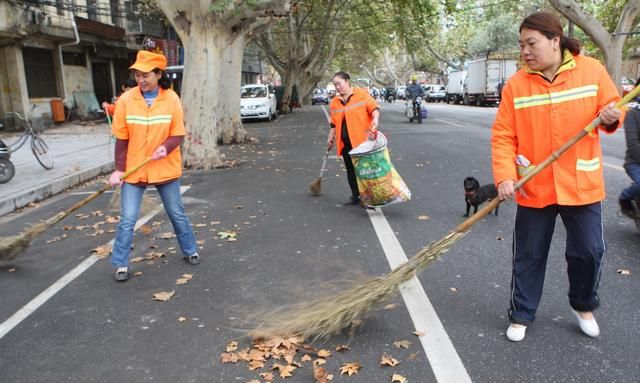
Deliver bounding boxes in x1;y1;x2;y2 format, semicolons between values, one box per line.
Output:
326;71;379;205
491;12;622;342
108;50;199;282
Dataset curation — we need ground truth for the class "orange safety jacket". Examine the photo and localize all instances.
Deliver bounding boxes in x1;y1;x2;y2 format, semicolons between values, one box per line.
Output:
112;87;185;184
492;51;622;208
329;88;379;155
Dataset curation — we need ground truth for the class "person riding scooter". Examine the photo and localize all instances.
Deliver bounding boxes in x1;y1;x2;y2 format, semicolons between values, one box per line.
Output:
405;76;425;122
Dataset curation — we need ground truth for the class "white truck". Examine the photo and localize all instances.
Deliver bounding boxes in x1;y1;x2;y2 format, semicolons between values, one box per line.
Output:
445;70;466;104
463;52;518;106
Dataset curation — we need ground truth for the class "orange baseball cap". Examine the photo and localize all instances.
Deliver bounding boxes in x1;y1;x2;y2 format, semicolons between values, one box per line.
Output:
129;50;167;72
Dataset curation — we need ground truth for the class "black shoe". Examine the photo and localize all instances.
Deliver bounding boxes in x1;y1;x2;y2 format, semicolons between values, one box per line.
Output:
184;253;200;265
114;267;129;282
343;196;361;206
619;198;635;219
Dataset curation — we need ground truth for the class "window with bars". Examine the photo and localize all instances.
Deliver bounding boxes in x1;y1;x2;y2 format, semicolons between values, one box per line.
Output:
23;47;59;98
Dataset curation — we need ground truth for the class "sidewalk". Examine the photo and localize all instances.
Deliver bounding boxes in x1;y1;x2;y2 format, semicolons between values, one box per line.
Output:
0;122;113;216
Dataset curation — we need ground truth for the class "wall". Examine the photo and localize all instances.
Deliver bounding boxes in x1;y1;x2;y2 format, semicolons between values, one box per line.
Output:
64;63;93;96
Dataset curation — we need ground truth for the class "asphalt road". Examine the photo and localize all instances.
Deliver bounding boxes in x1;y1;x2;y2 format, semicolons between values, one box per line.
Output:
0;101;638;383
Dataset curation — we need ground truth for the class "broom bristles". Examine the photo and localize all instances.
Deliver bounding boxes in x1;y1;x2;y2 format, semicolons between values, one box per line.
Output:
251;231;465;341
309;177;322;195
0;213;66;261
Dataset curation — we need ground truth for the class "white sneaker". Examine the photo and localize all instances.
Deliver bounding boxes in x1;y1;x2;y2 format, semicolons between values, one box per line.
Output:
572;310;600;338
506;323;527;342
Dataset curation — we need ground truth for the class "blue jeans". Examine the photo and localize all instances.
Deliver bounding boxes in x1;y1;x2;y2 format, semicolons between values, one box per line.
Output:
620;162;640;200
111;180;197;267
509;203;605;325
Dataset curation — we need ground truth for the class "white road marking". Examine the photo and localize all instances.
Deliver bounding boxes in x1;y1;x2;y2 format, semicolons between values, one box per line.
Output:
434;118;465;127
367;208;473;383
0;186;189;340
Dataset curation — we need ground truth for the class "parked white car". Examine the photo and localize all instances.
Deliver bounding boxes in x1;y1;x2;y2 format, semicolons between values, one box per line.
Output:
240;84;278;121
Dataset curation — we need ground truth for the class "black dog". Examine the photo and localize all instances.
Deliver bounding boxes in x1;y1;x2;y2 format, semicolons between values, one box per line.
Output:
463;176;499;217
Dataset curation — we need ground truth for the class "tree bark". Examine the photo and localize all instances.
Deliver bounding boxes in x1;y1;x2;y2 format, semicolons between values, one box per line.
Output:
548;0;640;92
156;0;292;168
217;33;248;145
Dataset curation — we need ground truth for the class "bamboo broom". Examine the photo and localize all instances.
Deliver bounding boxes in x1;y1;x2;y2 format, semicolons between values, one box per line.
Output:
308;105;333;195
253;85;640;341
0;158;152;261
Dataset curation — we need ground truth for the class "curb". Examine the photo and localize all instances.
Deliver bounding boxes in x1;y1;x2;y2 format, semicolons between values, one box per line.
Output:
0;161;114;217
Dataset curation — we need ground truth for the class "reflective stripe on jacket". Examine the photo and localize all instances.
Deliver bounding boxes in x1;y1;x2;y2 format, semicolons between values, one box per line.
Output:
329;88;379;155
492;53;621;208
112;87;186;184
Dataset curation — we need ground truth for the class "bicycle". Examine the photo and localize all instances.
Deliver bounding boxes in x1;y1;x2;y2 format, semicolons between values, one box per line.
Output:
2;106;54;173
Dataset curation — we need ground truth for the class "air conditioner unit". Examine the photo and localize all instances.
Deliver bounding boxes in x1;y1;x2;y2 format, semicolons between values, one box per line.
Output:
28;9;50;25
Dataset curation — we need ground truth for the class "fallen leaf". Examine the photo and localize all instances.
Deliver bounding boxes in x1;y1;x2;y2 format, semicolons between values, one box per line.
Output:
413;330;425;337
301;354;313;362
335;344;350;352
248;360;265;370
393;340;411;349
90;244;112;258
496;236;504;241
178;316;187;323
617;269;631;275
8;268;16;273
314;358;327;366
176;278;190;285
140;225;153;235
217;231;238;240
313;364;331;383
63;225;73;230
130;256;145;263
75;213;90;220
234;205;244;209
272;363;296;378
246;380;260;383
158;232;176;239
450;287;458;293
418;215;429;220
226;341;238;352
339;362;361;376
380;353;400;367
145;251;166;260
133;271;143;276
392;373;408;382
105;216;120;223
260;372;274;381
317;349;332;358
408;351;420;360
194;223;207;227
384;304;398;310
221;352;239;363
152;290;175;302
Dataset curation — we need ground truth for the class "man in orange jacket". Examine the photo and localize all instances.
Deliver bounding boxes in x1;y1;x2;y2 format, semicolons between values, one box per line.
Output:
326;71;379;206
491;12;622;342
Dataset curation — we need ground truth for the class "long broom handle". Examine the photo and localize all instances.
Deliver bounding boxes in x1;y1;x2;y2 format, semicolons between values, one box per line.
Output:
454;84;640;234
47;158;153;226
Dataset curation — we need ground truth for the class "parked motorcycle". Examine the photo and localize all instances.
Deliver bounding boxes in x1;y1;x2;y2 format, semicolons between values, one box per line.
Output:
0;136;15;184
405;96;423;123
